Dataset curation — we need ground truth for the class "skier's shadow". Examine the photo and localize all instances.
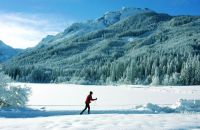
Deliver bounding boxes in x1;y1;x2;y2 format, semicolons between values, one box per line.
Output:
0;108;157;118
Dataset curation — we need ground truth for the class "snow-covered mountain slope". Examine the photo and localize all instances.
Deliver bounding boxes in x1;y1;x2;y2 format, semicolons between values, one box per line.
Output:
95;7;153;26
37;7;154;48
3;8;200;85
0;40;21;62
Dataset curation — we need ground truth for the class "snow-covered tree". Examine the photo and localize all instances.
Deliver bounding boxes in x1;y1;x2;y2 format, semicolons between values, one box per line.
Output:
151;67;160;86
0;72;30;108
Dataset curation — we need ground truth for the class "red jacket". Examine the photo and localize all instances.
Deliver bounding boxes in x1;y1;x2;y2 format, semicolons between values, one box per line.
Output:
85;95;95;104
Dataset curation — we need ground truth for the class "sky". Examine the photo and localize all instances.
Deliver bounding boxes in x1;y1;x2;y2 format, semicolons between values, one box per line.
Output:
0;0;200;49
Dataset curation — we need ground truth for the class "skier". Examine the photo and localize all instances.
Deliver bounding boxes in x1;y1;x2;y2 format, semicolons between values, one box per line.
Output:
80;91;97;114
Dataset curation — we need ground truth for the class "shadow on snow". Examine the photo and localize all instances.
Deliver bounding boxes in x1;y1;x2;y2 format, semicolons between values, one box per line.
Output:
0;108;175;118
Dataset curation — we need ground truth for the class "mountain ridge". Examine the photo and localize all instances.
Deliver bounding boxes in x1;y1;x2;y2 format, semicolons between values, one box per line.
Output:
0;40;22;63
37;7;154;48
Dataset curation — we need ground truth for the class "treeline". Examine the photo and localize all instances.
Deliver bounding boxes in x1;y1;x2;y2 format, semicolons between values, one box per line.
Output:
3;51;200;85
71;52;200;85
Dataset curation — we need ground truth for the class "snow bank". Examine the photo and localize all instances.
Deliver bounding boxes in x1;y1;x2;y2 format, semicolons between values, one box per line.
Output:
145;103;175;113
175;99;200;112
143;99;200;113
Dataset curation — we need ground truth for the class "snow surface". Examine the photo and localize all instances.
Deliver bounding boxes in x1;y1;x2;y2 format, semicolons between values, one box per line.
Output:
21;84;200;110
0;114;200;130
1;83;200;130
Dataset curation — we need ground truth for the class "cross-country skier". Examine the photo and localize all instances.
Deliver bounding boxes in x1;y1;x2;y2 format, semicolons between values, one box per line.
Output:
80;91;97;114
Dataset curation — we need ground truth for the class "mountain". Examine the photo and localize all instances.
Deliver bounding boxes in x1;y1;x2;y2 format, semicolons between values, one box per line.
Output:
0;40;21;63
37;7;153;48
3;7;200;85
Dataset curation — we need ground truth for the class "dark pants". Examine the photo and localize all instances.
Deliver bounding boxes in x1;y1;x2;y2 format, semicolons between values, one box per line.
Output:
80;103;90;114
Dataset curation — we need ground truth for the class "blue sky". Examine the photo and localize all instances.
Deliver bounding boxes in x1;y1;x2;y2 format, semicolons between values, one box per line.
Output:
0;0;199;48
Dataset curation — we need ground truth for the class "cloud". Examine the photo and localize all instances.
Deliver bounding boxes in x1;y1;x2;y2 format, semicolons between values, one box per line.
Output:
0;12;73;49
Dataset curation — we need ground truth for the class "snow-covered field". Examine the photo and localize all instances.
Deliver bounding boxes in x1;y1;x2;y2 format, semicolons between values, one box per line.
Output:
1;114;200;130
1;83;200;130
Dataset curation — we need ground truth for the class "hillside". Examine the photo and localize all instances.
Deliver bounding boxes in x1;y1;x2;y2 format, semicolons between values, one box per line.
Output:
3;7;200;85
0;40;21;63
